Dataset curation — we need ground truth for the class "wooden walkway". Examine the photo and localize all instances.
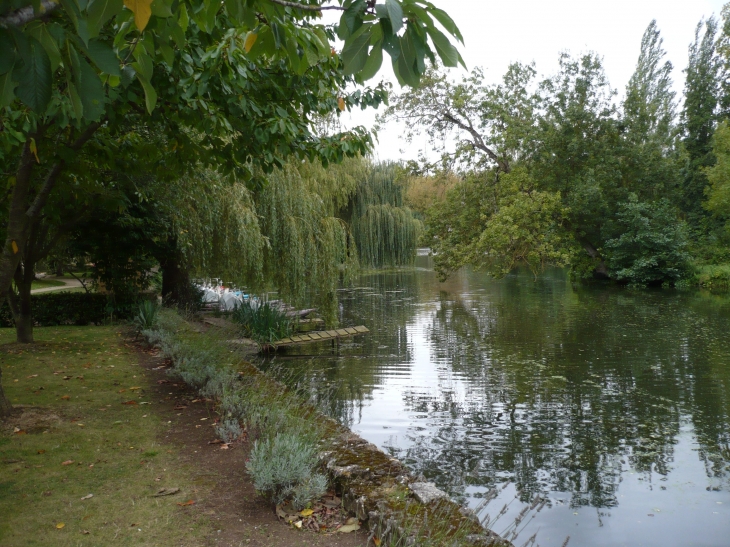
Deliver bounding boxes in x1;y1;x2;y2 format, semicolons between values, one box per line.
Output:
265;325;369;350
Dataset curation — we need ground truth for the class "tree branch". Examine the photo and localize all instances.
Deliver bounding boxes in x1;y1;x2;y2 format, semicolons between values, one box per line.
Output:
0;0;59;28
442;111;510;173
26;121;101;220
267;0;346;11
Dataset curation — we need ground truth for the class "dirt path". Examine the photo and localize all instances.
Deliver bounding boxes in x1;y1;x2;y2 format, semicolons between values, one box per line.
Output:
134;339;369;547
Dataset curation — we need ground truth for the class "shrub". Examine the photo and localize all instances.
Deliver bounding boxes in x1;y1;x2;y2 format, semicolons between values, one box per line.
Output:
604;195;692;286
231;299;293;344
246;432;327;509
133;300;160;332
0;292;146;327
215;419;243;444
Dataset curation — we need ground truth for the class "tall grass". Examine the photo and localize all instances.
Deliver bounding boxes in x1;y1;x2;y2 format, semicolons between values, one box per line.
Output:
230;299;293;344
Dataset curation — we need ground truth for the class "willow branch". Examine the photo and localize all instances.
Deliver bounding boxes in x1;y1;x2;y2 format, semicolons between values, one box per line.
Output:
0;0;58;28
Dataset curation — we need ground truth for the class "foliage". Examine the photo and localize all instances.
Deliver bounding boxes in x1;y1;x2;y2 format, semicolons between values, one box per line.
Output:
256;162;358;323
696;263;730;289
402;170;458;216
349;162;422;267
0;291;140;326
604;195;692;286
214;418;243;444
231;299;294;344
705;120;730;221
681;16;722;224
246;432;328;509
133;299;160;332
424;168;571;281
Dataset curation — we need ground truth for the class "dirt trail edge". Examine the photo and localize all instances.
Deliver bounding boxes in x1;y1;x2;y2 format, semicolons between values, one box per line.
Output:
134;336;368;547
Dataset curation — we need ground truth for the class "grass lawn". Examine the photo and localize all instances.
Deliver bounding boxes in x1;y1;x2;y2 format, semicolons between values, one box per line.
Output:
30;279;66;290
0;327;211;546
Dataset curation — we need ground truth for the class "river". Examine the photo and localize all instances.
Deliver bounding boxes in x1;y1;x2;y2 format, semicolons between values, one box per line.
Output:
258;252;730;547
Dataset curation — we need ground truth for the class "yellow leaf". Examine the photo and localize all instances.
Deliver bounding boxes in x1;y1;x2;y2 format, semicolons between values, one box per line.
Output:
11;240;18;254
56;523;65;529
338;97;345;111
29;138;39;163
374;539;382;547
244;32;258;53
124;0;153;31
299;509;314;517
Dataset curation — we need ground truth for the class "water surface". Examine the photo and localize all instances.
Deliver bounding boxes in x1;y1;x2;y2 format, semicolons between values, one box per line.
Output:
260;255;730;546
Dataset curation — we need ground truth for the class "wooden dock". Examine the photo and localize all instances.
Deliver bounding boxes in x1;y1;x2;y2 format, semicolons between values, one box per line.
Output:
263;325;370;351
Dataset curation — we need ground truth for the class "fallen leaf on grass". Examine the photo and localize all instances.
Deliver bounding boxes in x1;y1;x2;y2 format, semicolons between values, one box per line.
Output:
118;389;127;393
153;488;180;497
374;538;382;546
82;530;90;535
13;427;26;435
42;491;52;496
61;460;74;466
56;523;65;529
60;395;70;400
208;439;223;445
27;374;38;378
122;400;138;405
177;499;194;507
338;523;360;533
299;509;314;517
293;520;303;529
220;444;230;450
37;450;45;454
80;494;93;500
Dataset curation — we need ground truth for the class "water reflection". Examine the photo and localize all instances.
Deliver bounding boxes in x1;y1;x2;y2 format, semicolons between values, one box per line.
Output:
258;258;730;546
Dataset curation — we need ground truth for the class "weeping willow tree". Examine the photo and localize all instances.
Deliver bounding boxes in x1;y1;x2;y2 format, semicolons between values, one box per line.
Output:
255;160;362;323
173;171;266;287
348;162;423;268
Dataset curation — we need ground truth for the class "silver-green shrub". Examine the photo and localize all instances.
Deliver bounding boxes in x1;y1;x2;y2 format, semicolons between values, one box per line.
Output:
246;432;327;508
215;419;243;443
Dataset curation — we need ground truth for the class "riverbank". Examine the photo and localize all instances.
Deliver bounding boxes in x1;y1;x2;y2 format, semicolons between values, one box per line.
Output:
0;326;367;547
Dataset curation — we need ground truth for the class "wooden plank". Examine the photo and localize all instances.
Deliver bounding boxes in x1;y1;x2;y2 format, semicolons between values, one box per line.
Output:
266;326;369;352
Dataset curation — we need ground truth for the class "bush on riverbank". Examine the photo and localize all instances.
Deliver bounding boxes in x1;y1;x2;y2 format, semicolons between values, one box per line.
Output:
230;299;294;344
696;264;730;289
143;310;330;509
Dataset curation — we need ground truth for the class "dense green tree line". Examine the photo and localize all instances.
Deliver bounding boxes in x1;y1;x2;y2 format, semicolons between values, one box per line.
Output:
387;12;730;286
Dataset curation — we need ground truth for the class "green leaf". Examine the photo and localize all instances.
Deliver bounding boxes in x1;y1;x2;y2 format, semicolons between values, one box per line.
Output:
159;42;174;65
131;51;153;81
428;7;463;43
87;0;123;38
338;0;365;39
0;71;17;108
224;0;244;23
26;21;63;72
77;55;105;120
67;77;84;119
0;32;16;74
150;0;173;18
385;0;404;34
341;28;371;75
135;72;157;113
178;4;189;32
359;40;383;81
426;25;458;67
14;37;52;113
86;39;121;76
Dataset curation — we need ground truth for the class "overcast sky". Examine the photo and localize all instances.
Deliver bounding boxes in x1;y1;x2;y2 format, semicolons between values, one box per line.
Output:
334;0;728;162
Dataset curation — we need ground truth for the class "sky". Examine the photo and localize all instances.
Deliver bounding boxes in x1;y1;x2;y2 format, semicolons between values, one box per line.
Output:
332;0;728;162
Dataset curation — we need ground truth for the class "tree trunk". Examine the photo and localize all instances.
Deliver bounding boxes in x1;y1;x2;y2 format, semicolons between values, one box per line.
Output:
7;264;35;343
160;245;195;308
0;366;12;418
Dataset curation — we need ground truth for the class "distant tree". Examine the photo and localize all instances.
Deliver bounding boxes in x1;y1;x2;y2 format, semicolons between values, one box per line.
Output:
681;16;722;225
